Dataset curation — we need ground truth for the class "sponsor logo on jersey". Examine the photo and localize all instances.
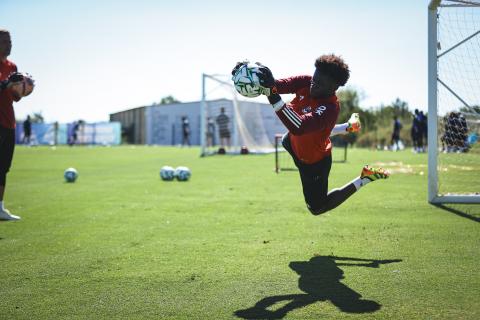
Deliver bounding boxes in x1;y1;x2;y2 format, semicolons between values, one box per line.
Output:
302;106;312;113
314;105;327;116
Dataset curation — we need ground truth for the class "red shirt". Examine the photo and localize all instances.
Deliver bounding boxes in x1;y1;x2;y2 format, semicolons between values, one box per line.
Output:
275;75;340;164
0;59;18;129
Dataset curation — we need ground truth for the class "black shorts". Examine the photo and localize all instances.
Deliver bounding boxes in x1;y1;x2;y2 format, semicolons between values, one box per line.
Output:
0;126;16;174
282;133;332;211
219;130;230;139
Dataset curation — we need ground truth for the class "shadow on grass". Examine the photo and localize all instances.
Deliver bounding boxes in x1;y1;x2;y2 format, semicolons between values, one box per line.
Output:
234;255;402;319
433;204;480;223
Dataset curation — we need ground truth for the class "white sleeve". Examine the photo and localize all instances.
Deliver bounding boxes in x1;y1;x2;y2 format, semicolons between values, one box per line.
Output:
330;123;348;136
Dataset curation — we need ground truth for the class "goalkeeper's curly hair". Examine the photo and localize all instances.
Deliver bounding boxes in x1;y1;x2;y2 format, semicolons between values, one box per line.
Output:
314;54;350;87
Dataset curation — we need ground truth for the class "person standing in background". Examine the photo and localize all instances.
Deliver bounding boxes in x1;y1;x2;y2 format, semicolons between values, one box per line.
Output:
216;107;231;150
69;121;80;146
22;115;31;144
411;109;420;152
206;117;215;147
181;116;191;146
391;116;402;151
420;111;427;151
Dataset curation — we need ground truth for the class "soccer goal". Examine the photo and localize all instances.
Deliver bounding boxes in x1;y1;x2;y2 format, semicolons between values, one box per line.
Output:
200;73;284;156
428;0;480;203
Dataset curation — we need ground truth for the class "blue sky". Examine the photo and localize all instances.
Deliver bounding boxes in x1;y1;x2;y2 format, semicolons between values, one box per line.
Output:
1;0;428;123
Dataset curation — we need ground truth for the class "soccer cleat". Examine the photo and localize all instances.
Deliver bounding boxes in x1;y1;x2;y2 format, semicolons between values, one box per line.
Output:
0;208;21;221
347;113;361;133
360;165;390;181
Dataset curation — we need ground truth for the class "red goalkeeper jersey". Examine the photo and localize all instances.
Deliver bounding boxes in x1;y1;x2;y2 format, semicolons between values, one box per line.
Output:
274;75;340;164
0;59;18;129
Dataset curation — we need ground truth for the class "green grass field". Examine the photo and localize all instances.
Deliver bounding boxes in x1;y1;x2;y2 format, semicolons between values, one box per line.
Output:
1;146;479;319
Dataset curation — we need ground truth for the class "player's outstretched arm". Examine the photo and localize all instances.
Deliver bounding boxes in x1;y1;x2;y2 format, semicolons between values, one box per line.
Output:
330;113;361;136
256;64;338;135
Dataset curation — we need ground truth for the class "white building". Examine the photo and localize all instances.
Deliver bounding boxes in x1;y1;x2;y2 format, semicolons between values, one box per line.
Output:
111;99;287;148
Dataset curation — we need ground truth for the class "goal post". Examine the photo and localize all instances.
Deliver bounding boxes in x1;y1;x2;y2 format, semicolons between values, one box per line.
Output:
428;0;480;203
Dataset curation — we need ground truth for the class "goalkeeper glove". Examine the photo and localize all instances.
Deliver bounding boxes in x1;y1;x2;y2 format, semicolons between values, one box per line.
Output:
346;113;361;133
255;62;278;96
0;72;24;91
231;61;248;76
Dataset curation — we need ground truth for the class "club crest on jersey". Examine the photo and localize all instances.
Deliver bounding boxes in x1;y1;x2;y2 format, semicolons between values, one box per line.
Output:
315;106;327;116
302;106;312;113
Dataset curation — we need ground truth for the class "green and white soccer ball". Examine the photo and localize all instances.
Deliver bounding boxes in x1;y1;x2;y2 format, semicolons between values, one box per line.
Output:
232;63;262;98
174;166;191;181
160;166;175;181
64;167;78;183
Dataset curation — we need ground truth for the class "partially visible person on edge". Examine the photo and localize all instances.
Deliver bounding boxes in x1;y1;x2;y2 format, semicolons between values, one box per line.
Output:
0;29;35;221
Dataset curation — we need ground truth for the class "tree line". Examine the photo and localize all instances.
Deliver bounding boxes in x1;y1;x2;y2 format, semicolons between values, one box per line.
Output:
336;88;419;148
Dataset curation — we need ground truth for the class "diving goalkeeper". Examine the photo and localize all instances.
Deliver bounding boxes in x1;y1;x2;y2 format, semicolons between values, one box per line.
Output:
234;55;389;215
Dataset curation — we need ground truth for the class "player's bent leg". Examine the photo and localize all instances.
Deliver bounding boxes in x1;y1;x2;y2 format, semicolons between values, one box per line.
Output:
307;165;389;215
297;156;332;215
322;184;358;213
307;203;329;215
306;182;357;215
0;172;5;189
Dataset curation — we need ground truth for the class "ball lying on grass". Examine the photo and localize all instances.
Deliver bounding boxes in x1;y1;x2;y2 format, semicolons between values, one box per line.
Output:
64;168;78;183
174;166;191;181
160;166;175;181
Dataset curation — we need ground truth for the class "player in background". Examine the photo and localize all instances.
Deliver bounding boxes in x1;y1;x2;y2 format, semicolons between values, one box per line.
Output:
391;116;402;151
22;115;32;144
0;29;34;221
233;55;388;215
216;107;231;150
181;116;191;146
411;109;420;153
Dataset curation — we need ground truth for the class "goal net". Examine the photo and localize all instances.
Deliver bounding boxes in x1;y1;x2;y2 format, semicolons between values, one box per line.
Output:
200;74;285;156
428;0;480;203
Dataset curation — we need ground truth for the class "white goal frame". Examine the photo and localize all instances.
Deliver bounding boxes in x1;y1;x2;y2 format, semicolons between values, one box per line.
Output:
428;0;480;203
200;73;239;156
200;73;279;157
